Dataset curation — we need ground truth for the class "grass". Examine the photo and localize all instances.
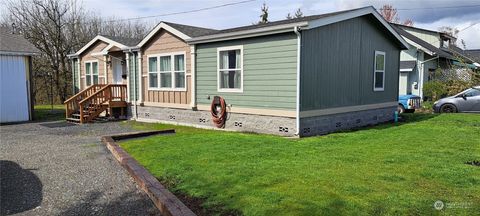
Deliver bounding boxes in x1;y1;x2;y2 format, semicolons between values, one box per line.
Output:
34;104;65;122
119;114;480;215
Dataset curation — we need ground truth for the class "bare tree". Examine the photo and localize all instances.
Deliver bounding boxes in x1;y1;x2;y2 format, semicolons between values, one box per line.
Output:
379;4;414;26
3;0;149;104
438;26;459;38
294;8;303;18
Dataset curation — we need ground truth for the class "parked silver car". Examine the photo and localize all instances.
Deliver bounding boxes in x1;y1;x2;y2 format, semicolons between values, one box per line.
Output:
433;86;480;113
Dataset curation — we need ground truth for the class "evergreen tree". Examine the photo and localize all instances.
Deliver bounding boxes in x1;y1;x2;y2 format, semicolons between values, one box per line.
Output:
258;2;269;24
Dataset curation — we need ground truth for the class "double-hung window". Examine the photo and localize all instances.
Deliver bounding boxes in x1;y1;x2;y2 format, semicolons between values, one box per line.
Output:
218;46;243;92
85;61;99;86
148;52;186;90
374;51;385;91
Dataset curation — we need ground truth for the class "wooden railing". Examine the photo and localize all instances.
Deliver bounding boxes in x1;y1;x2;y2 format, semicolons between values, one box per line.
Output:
78;84;127;123
64;84;106;119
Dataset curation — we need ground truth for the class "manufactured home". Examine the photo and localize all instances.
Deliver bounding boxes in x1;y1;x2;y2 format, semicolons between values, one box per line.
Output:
67;6;409;137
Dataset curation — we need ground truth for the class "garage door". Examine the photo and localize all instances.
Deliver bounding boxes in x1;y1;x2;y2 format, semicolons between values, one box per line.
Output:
0;55;30;123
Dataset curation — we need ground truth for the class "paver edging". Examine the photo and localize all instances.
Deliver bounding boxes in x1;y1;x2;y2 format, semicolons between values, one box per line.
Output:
101;130;196;216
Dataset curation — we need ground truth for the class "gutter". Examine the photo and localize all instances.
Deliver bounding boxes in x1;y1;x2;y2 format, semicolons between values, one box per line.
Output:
190;45;196;109
294;26;301;136
187;22;309;44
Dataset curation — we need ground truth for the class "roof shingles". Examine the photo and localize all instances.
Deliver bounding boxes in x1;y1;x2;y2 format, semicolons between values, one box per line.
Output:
0;27;39;54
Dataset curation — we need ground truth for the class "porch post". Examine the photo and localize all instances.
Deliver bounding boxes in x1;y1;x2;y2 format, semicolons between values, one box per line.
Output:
125;52;130;102
104;55;108;84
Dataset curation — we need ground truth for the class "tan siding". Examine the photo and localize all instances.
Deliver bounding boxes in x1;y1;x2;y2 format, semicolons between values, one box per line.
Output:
141;30;191;105
79;41;108;90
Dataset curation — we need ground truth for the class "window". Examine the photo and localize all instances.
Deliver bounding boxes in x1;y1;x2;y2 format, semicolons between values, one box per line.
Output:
218;46;243;92
148;57;158;88
373;51;385;91
85;61;99;86
464;88;480;97
160;56;172;88
147;52;186;90
174;55;185;88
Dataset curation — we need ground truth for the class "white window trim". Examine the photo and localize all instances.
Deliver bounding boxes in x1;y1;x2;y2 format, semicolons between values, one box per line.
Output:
84;60;99;86
146;51;187;92
217;45;244;93
373;51;385;92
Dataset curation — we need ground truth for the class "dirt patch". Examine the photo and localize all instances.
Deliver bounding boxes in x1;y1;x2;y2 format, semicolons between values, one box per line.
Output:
157;178;242;216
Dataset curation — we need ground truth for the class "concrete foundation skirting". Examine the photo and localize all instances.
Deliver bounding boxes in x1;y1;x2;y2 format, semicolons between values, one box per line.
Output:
101;131;196;216
134;105;297;136
299;106;397;136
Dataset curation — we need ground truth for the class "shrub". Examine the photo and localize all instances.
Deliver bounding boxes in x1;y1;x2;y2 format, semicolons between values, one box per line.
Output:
423;81;447;101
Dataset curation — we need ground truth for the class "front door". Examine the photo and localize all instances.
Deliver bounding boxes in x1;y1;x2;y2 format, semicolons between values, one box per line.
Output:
112;58;123;84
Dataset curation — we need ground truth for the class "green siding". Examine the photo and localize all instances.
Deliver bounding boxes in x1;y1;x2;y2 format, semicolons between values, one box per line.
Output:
128;53;139;101
300;15;401;111
72;58;80;93
400;48;417;61
403;28;440;48
195;33;297;110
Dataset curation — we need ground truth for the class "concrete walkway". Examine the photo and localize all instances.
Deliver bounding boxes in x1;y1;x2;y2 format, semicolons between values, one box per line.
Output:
0;121;160;216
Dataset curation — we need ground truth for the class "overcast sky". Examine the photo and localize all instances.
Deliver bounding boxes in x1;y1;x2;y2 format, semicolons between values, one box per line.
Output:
81;0;480;49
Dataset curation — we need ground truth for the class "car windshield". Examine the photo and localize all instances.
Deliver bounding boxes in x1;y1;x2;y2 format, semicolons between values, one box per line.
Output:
464;88;480;97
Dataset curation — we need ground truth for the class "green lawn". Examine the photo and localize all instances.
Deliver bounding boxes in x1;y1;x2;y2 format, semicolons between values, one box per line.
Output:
34;104;65;121
120;114;480;215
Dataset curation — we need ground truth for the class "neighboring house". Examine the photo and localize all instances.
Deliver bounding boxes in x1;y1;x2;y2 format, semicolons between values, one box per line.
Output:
391;24;477;98
69;6;409;137
0;27;39;123
465;49;480;68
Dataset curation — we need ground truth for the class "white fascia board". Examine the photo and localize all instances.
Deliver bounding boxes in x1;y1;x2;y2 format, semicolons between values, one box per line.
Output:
307;6;410;50
0;51;38;56
137;22;191;47
74;35;127;56
403;38;435;56
400;68;413;72
187;22;309;44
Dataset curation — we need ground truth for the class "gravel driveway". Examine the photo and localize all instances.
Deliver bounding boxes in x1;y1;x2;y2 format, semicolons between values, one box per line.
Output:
0;121;160;216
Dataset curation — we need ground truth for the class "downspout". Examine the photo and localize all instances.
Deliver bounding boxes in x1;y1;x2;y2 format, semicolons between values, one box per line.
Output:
138;51;143;103
190;45;196;109
294;26;301;136
126;49;138;119
419;56;439;99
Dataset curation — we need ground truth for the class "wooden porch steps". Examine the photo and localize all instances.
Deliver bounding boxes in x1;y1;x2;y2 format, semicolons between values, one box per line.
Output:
64;84;128;124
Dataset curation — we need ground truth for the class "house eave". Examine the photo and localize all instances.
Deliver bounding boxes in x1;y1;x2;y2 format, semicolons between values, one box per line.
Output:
187;22;309;44
0;51;39;56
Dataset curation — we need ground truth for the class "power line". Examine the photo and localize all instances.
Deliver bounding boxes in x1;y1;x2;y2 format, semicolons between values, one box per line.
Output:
459;22;479;32
101;0;257;23
379;4;480;11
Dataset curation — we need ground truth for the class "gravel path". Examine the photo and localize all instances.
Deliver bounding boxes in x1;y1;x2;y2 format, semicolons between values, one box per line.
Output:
0;121;160;216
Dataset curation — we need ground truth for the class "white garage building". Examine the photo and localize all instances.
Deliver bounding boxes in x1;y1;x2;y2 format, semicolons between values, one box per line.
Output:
0;27;39;123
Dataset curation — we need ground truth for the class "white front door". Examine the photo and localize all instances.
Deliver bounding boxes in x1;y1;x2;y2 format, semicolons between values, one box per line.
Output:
112;58;123;84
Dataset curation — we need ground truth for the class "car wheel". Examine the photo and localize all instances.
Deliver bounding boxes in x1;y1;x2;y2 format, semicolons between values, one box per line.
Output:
440;104;457;113
397;104;405;114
